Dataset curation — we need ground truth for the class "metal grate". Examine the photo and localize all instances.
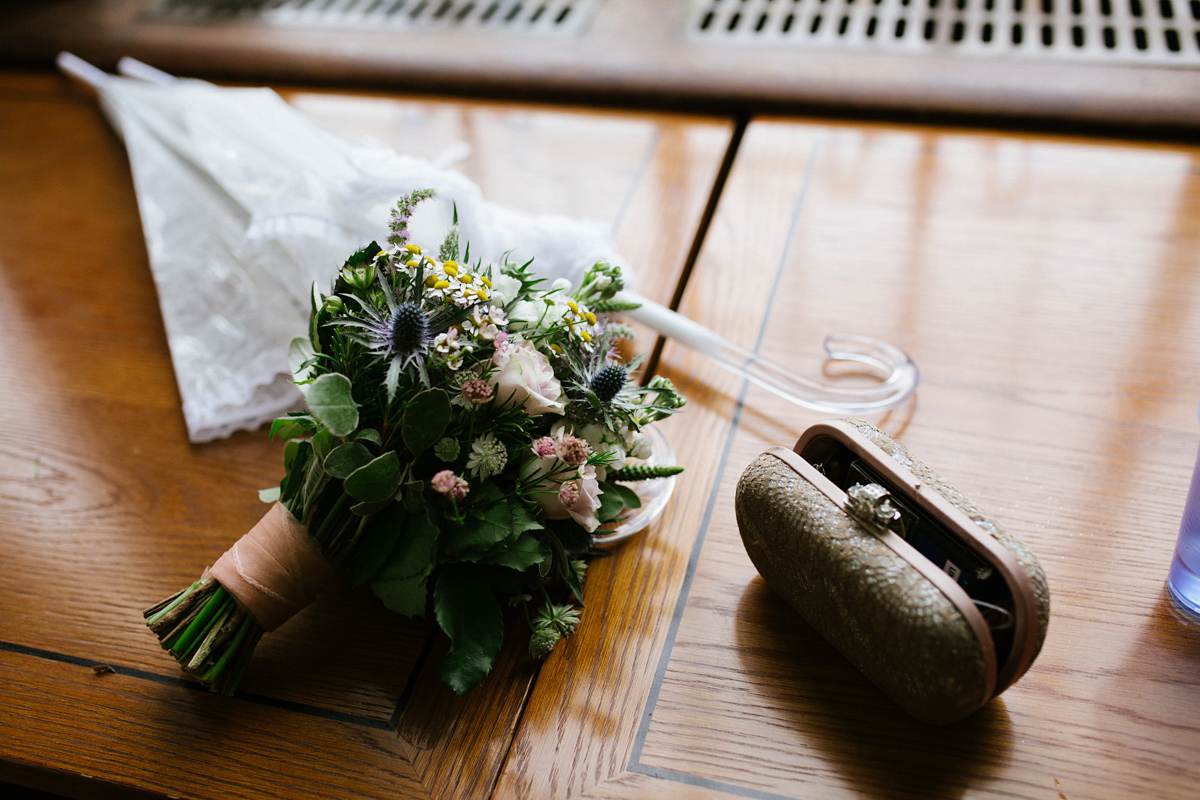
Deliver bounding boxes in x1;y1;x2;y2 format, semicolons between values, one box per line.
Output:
688;0;1200;65
146;0;600;34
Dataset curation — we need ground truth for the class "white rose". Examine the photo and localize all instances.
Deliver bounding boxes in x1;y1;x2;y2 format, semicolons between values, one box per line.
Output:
579;423;627;471
629;435;653;460
490;340;566;416
490;273;524;306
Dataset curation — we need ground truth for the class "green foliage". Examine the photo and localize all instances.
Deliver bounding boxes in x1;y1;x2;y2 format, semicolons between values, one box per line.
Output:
602;481;642;511
370;511;439;615
434;564;504;694
270;415;317;441
402;389;451;456
344;451;401;502
324;442;374;479
306;373;359;436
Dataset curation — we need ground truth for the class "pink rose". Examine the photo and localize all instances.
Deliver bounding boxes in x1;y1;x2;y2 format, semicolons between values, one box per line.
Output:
520;456;603;532
490;340;566;417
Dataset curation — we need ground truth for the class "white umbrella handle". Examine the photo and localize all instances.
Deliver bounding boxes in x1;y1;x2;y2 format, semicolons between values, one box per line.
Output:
56;52;111;89
616;291;919;414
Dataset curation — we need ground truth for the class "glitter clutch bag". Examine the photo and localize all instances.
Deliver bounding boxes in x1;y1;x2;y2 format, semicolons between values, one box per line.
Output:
735;419;1050;724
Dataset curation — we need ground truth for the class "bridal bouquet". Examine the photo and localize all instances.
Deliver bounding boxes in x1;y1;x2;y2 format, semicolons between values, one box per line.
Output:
144;191;685;695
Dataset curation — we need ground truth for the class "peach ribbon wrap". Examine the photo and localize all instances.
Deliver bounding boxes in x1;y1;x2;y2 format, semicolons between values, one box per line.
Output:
209;503;338;631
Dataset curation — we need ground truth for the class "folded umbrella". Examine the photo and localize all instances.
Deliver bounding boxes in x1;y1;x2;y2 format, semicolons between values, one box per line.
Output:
58;53;917;441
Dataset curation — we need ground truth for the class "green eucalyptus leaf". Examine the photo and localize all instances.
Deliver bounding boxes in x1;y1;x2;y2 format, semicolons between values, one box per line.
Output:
344;451;402;502
289;336;315;384
307;373;359;436
271;415;317;441
258;486;281;504
311;428;334;462
434;564;504;695
352;498;392;516
355;428;383;447
402;389;451;456
325;441;374;479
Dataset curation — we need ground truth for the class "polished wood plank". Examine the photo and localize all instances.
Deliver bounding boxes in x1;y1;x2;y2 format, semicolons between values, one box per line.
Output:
499;120;1200;798
0;71;731;799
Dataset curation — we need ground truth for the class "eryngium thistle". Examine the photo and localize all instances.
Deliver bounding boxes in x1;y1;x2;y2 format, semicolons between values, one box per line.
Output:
390;302;429;356
590;364;627;403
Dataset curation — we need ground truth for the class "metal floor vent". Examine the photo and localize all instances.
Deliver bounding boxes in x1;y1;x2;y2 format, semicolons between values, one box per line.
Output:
146;0;600;34
688;0;1200;66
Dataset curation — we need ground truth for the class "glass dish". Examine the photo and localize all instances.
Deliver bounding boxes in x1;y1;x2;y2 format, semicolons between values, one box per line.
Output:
594;425;678;548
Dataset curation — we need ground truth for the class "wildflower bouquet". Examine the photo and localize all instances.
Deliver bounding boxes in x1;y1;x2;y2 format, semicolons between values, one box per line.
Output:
143;191;686;695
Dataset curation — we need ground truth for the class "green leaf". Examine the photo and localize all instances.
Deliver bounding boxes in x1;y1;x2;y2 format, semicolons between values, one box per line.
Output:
344;451;402;502
307;373;359;437
271;415;317;441
352;498;392;516
311;428;334;462
283;439;301;471
597;483;626;523
475;533;549;572
309;283;323;354
324;441;374;479
356;428;383;447
434;564;504;695
258;486;281;504
402;389;451;456
601;480;642;511
289;336;315;384
444;501;512;555
349;504;406;586
385;358;402;404
370;512;439;613
401;481;426;513
509;502;543;537
281;441;311;506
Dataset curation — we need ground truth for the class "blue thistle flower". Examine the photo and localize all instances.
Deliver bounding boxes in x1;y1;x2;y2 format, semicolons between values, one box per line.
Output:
590;364;627;403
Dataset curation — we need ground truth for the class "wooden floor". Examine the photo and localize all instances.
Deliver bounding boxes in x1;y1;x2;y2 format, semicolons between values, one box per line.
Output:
2;69;1200;799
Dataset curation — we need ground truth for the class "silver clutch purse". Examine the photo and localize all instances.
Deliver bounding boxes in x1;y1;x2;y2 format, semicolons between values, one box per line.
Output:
735;419;1050;724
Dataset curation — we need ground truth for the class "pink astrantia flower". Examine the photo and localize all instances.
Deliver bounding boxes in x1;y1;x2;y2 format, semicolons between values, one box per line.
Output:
555;434;590;467
461;378;494;405
531;436;558;458
431;469;469;501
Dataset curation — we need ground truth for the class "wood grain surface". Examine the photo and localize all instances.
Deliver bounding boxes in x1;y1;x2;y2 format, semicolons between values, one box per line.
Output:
0;71;730;799
498;121;1200;798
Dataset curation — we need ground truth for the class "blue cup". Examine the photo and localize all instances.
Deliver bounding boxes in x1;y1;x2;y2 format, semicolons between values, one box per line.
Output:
1168;406;1200;619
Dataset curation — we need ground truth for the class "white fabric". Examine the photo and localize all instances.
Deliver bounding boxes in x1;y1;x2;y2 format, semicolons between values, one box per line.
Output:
65;56;626;441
